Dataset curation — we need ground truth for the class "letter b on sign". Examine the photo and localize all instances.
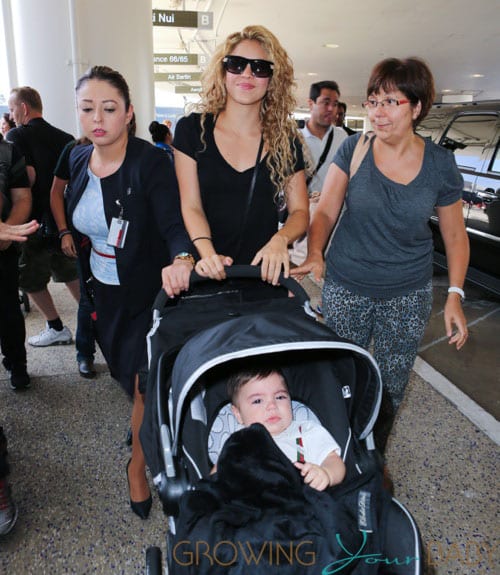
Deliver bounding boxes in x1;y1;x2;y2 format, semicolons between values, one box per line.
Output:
198;12;213;29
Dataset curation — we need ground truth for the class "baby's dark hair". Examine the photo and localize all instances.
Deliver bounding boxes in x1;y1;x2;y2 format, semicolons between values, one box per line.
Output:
226;361;286;404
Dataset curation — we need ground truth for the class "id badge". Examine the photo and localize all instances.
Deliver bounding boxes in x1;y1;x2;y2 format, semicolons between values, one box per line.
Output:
107;217;129;248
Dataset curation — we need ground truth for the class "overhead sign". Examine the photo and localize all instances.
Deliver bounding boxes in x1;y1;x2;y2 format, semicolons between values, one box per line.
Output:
152;10;213;29
154;53;208;66
174;86;202;94
155;72;202;82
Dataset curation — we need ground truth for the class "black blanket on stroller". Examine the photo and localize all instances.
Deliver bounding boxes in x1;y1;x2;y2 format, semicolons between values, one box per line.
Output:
170;424;387;574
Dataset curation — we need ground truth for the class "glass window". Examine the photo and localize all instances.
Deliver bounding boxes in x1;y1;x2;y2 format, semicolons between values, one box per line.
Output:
439;114;498;171
489;143;500;174
417;111;449;141
346;118;364;132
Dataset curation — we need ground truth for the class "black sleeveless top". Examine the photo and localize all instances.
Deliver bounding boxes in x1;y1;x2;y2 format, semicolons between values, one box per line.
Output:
174;113;304;263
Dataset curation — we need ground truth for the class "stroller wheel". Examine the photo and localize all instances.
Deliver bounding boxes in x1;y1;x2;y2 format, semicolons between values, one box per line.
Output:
146;546;162;575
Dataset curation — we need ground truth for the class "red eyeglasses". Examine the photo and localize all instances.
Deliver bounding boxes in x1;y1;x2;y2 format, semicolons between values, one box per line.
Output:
362;98;410;109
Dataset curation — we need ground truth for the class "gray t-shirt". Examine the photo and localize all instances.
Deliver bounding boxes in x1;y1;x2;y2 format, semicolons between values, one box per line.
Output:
326;134;463;298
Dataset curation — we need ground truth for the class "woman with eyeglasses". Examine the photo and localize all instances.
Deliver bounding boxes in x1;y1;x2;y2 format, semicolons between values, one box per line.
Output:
173;25;308;285
293;57;469;457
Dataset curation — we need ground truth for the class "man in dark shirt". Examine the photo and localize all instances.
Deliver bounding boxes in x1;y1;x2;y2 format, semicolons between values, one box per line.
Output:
7;87;81;350
0;135;31;390
335;102;356;136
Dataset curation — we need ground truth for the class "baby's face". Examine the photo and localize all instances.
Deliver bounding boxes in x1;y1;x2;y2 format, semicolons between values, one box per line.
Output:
232;372;293;436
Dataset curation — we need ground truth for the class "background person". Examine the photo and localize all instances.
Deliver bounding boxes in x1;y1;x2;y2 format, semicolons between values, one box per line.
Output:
1;114;15;138
0;425;16;535
173;25;308;285
7;87;79;348
290;81;347;266
0;216;38;535
49;138;97;378
0;219;38;240
301;81;347;199
66;66;193;519
0;134;32;391
335;102;356;136
293;57;469;455
149;120;174;163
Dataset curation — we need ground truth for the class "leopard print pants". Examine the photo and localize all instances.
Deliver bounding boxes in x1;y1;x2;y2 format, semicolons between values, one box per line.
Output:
322;277;433;452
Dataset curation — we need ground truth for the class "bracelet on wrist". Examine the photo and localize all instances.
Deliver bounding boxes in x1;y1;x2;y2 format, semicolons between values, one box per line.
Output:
191;236;212;244
58;229;72;240
448;286;465;301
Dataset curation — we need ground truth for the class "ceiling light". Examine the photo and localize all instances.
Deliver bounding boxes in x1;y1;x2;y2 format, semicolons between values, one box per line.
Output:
441;89;452;93
323;43;339;49
307;72;318;76
471;74;484;78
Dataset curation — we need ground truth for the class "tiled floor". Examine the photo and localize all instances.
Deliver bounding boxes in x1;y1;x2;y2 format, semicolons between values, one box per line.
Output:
0;281;498;574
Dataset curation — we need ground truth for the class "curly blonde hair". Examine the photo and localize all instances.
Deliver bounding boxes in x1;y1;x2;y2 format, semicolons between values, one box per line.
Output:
196;25;305;200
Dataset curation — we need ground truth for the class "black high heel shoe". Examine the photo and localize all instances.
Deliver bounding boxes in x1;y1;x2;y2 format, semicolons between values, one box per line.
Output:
126;459;152;519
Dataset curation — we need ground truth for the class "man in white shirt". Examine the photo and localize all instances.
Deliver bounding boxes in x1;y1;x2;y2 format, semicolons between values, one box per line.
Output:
291;81;347;265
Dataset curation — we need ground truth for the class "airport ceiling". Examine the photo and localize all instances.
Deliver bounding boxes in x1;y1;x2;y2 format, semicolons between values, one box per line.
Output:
155;0;500;114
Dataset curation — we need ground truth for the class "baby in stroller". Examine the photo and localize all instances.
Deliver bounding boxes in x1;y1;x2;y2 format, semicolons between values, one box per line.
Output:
143;274;423;574
216;363;346;491
166;353;390;575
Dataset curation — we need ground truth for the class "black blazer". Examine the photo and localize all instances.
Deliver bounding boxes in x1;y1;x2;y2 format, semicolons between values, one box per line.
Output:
67;137;191;315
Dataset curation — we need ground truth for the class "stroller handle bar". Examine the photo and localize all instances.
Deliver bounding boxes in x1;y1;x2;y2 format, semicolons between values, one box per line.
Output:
153;264;310;311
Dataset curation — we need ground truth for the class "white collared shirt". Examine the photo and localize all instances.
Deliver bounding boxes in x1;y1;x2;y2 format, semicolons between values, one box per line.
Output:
301;124;348;194
274;420;341;465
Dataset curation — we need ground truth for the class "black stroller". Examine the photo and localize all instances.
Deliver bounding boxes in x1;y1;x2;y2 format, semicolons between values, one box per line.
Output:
141;267;423;574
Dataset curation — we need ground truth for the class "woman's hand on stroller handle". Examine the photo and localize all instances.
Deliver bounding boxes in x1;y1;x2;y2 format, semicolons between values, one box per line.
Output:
291;254;325;283
154;264;310;310
194;254;233;280
251;234;290;286
162;258;193;298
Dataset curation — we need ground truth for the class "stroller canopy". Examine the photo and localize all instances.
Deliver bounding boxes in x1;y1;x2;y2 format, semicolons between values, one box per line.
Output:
169;311;382;451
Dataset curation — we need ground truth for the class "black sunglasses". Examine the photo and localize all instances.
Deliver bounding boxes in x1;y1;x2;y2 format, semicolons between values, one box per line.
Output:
222;55;274;79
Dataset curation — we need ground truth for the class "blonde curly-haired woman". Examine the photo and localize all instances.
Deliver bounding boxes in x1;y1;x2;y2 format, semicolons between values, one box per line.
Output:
173;25;309;286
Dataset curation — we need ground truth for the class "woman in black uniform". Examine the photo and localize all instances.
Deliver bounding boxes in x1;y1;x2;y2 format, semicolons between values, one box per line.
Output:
66;66;193;519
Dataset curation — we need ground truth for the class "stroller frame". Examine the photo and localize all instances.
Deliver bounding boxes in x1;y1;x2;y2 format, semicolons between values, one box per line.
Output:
142;267;424;575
